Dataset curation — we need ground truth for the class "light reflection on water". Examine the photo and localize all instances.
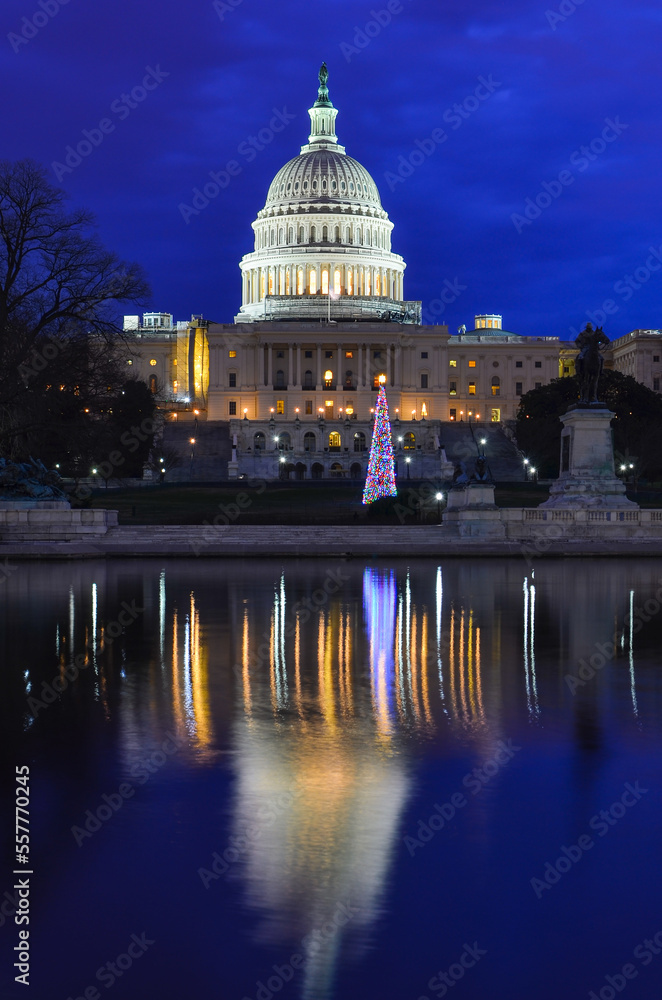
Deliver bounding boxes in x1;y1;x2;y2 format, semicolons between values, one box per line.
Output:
3;558;662;999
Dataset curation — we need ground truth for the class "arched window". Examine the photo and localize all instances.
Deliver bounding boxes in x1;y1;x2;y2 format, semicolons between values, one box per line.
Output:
149;375;157;393
322;225;328;241
334;269;341;295
491;376;501;396
350;462;362;479
278;432;291;450
347;270;353;295
344;369;354;388
322;269;329;294
346;227;352;244
298;226;304;243
297;269;304;294
254;432;265;452
303;369;314;388
278;227;283;244
324;369;333;388
353;432;366;452
330;462;343;477
275;369;285;388
268;274;274;294
375;273;381;296
356;226;362;244
335;226;340;242
303;432;316;452
404;432;416;450
310;226;316;243
309;270;317;294
328;432;341;449
311;463;324;480
288;226;293;243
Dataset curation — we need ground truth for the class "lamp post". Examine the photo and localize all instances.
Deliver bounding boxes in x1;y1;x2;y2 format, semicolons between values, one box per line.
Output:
523;458;529;481
405;457;411;480
435;491;443;524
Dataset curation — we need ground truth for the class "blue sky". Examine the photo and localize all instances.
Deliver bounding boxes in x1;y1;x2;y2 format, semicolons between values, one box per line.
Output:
3;0;662;338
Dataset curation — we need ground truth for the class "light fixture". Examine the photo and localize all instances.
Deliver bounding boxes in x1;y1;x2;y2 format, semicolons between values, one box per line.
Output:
190;438;196;445
405;457;411;464
435;492;443;501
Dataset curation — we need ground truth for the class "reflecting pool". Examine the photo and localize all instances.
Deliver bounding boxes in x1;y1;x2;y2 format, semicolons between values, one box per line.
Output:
2;558;662;1000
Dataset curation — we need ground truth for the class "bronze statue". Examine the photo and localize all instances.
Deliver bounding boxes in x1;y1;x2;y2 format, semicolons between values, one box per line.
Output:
319;62;328;88
575;323;610;403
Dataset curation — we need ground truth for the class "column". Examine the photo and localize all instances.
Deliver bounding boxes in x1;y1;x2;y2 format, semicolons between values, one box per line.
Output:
288;346;294;387
365;344;371;387
358;345;363;387
267;344;273;387
317;345;322;389
387;344;392;386
263;344;268;386
336;344;342;388
296;345;301;386
395;344;402;387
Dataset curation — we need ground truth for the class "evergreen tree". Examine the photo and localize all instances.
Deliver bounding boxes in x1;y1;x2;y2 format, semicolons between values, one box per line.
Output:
362;380;397;504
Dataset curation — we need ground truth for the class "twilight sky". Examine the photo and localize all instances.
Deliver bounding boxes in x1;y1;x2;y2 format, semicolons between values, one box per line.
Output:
2;0;662;339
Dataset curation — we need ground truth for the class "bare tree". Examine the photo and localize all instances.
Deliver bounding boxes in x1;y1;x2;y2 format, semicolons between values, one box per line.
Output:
0;159;150;458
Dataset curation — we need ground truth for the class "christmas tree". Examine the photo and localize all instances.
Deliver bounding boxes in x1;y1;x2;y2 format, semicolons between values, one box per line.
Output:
362;377;398;504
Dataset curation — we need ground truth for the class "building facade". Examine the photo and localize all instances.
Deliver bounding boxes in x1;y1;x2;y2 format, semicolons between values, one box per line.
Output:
120;66;661;480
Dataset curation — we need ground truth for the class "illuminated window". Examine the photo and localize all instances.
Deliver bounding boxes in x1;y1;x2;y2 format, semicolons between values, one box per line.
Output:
324;369;333;381
297;269;304;294
229;350;236;358
305;400;313;414
286;271;290;294
449;360;457;367
365;272;371;295
345;405;354;415
127;359;133;365
334;269;341;295
469;382;476;395
309;270;317;294
404;433;415;450
450;408;456;420
173;380;179;391
345;351;353;358
173;359;177;365
325;400;333;407
491;408;501;422
149;359;157;366
449;381;457;395
276;400;285;414
268;274;274;294
375;273;381;296
421;402;428;417
329;431;341;448
261;274;265;298
347;270;353;295
322;269;329;294
468;360;476;368
491;376;500;396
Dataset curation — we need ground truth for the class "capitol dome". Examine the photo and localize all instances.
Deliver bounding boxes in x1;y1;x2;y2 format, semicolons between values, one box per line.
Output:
235;64;418;324
264;150;384;215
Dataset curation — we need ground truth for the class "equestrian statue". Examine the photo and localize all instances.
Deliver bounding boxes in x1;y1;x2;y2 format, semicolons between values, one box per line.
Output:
575;323;610;403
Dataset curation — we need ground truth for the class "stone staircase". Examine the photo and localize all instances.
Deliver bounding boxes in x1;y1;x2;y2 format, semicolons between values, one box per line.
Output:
439;422;525;481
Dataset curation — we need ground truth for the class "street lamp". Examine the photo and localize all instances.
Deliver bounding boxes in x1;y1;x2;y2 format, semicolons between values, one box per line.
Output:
405;457;411;479
435;491;443;523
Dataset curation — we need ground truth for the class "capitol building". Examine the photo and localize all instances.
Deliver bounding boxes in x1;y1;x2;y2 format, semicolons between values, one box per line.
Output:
123;66;661;481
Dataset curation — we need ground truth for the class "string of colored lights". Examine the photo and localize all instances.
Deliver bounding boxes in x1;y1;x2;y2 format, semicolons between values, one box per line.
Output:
362;380;397;504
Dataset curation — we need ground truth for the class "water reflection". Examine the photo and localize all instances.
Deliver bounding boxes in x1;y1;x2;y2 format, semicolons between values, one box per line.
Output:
5;558;662;999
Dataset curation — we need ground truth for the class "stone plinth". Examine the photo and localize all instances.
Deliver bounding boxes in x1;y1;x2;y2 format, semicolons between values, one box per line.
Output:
0;503;118;540
440;483;506;538
540;405;638;509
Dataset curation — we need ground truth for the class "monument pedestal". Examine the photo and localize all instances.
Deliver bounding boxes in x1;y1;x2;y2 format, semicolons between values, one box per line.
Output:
440;483;506;538
540;405;638;509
